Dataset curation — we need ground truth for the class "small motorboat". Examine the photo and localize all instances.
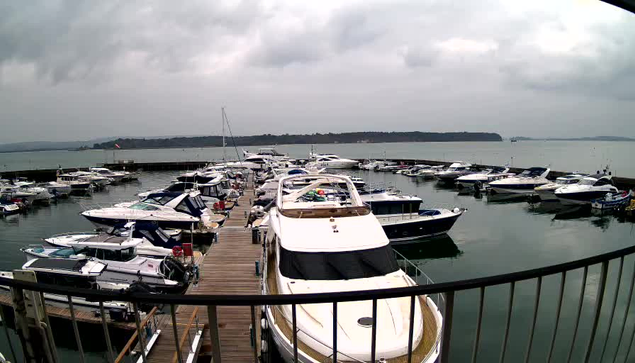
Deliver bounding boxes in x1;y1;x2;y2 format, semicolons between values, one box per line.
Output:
591;190;632;210
415;165;445;179
0;196;20;215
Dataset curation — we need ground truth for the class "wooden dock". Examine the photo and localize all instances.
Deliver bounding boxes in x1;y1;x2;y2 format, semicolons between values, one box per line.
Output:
143;186;262;363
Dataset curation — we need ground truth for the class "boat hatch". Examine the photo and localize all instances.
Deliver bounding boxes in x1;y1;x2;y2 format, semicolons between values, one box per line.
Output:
28;258;90;272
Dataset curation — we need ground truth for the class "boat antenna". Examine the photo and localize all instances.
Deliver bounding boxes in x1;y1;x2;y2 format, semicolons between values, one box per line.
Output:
222;108;242;163
222;107;227;162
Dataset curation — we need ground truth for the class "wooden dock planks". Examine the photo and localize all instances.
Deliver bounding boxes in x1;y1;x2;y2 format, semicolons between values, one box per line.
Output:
145;186;262;363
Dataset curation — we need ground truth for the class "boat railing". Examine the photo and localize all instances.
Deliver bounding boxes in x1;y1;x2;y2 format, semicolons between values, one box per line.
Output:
3;243;635;362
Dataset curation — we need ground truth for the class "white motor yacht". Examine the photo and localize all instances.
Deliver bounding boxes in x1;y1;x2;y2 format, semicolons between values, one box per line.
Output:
308;154;359;169
534;174;586;202
57;172;95;195
415;165;445;180
361;190;465;243
456;167;513;190
90;167;127;184
72;171;112;189
40;181;72;198
0;184;38;203
434;162;473;183
82;191;220;231
44;222;182;255
489;167;550;194
22;238;191;293
0;259;133;320
243;147;289;162
262;174;443;362
555;174;619;206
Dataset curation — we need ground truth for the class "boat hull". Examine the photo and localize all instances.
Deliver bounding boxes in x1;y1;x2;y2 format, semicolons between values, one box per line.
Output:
378;210;463;243
490;184;544;195
557;191;613;206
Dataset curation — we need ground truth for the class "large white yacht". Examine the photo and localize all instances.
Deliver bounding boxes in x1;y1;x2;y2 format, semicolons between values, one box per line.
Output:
82;191;219;231
488;167;550;194
534;174;586;202
262;174;442;362
555;174;619;205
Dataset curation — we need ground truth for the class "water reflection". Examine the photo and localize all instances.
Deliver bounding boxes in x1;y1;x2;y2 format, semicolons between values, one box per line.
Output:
486;193;529;204
392;235;463;261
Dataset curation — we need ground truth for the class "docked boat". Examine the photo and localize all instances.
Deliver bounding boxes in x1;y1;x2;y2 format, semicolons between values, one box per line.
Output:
361;190;465;242
262;174;443;362
456;167;513;190
0;184;37;204
415;165;445;179
44;221;182;254
591;190;632;210
89;167;127;184
139;177;238;206
41;181;72;198
404;165;432;177
57;172;94;195
534;174;586;202
488;167;550;194
22;238;192;293
243;147;288;161
0;197;20;215
555;174;619;206
0;259;134;321
81;191;221;231
434;162;472;183
72;171;112;189
308;154;359;169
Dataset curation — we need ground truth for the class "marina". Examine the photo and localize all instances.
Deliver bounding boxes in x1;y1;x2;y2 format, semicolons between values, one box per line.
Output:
0;150;635;362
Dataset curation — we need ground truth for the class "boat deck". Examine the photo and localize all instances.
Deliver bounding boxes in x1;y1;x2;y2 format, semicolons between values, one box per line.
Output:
143;185;262;363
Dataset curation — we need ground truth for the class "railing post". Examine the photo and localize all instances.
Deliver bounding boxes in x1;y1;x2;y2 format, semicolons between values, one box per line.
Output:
583;261;609;363
371;298;378;362
440;291;455;363
407;295;416;363
207;305;222;363
567;266;589;363
499;282;515;363
170;304;182;363
612;259;635;363
292;304;298;363
471;287;485;363
547;272;566;363
133;303;147;363
251;305;258;363
599;257;624;362
67;295;85;363
523;276;542;363
332;302;337;363
0;303;18;363
99;302;115;363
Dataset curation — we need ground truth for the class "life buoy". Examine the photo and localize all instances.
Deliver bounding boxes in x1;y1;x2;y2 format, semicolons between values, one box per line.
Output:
172;246;183;257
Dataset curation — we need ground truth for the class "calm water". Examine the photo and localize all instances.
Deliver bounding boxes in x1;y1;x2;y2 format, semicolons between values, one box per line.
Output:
1;169;635;362
2;140;635;177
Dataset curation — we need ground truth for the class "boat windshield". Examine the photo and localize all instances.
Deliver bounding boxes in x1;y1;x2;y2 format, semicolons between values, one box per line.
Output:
129;202;160;211
279;245;399;280
50;247;87;258
579;178;597;186
83;247;136;262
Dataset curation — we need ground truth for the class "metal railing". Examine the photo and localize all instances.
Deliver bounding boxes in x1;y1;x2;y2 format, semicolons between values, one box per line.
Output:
2;244;635;362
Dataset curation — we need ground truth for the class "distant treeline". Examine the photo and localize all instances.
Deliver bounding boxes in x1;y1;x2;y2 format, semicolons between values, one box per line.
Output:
93;131;502;149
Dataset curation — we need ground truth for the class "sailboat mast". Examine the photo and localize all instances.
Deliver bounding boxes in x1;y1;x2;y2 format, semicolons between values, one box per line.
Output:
222;107;227;162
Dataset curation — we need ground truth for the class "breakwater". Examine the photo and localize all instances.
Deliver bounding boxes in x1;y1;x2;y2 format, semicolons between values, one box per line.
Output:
3;159;635;189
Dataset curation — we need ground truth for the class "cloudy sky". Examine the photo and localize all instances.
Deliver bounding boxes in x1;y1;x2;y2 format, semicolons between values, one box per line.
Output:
0;0;634;143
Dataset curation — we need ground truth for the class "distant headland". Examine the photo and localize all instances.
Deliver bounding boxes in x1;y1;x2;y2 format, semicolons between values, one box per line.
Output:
91;132;503;150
